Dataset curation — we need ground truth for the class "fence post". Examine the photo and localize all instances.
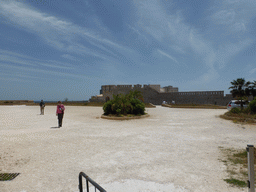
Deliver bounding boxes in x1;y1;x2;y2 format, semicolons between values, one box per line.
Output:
247;145;255;192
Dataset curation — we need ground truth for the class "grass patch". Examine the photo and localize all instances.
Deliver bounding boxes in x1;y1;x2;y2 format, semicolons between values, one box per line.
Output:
83;102;104;106
224;178;247;188
163;104;226;109
219;147;256;188
0;100;31;105
0;173;20;181
104;113;144;117
127;114;135;117
220;111;256;125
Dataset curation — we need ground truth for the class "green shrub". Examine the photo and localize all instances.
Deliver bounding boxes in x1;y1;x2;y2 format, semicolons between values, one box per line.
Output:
103;91;145;116
241;107;251;114
134;103;145;115
230;107;241;114
249;100;256;114
103;100;113;115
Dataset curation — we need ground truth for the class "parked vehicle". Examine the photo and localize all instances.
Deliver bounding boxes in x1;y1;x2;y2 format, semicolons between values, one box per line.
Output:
227;100;248;110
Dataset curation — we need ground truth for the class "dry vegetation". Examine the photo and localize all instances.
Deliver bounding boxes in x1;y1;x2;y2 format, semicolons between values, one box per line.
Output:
218;147;256;188
162;103;226;109
220;112;256;124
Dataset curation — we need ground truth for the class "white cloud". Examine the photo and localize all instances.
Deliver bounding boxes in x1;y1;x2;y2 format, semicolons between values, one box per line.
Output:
211;10;235;25
134;0;169;42
157;50;178;64
232;22;246;32
0;62;90;80
61;54;77;61
134;0;220;82
0;49;32;59
0;1;131;60
0;72;40;82
216;39;252;69
128;25;148;40
133;0;255;80
134;0;196;55
0;50;73;70
249;68;256;75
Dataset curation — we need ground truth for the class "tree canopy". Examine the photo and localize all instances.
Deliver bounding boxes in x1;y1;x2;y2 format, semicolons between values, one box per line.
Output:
229;78;250;109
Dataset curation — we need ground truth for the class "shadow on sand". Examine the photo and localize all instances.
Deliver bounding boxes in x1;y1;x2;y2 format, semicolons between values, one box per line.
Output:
50;127;60;129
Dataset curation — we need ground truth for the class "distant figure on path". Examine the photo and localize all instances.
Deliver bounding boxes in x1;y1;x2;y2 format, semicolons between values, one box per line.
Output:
56;101;65;128
40;100;45;115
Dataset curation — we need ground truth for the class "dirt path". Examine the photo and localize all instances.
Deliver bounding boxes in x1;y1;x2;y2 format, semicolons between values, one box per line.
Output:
0;106;255;192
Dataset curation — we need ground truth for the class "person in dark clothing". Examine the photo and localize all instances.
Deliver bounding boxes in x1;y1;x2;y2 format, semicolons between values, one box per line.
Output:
56;101;65;128
39;100;45;115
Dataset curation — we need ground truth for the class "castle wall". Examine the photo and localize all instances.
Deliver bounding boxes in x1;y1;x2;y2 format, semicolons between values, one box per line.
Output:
147;85;160;92
162;86;179;93
155;91;232;105
99;84;233;105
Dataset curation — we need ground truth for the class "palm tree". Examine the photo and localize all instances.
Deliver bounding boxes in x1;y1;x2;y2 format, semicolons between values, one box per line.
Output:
229;78;250;109
248;80;256;98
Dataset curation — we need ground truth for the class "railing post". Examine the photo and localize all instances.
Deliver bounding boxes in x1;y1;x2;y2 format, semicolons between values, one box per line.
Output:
78;172;107;192
86;179;89;192
247;145;255;192
79;172;84;192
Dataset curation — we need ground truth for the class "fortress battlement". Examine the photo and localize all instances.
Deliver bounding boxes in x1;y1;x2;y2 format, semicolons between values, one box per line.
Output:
101;84;178;93
91;84;233;106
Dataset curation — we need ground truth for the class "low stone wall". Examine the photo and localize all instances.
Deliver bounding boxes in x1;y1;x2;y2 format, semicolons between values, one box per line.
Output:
161;104;172;107
146;103;156;108
153;92;233;106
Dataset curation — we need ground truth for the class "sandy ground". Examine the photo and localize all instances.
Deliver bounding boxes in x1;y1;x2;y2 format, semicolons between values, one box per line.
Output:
0;105;255;192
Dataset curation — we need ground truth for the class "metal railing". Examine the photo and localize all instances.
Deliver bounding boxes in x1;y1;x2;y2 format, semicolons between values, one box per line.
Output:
78;172;107;192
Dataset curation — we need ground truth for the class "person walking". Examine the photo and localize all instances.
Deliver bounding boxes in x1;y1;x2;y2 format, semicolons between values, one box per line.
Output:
56;101;65;128
40;100;45;115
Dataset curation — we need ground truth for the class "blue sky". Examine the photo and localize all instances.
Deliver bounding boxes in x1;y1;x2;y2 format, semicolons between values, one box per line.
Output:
0;0;256;101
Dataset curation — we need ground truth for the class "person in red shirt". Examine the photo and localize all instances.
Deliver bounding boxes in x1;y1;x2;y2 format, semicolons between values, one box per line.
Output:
56;101;65;128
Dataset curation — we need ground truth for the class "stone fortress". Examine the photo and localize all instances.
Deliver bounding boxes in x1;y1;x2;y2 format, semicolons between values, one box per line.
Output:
90;84;233;106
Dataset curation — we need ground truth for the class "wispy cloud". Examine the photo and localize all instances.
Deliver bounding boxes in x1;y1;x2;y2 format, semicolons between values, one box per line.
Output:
128;24;149;40
211;9;248;33
216;39;252;69
0;71;40;82
0;50;73;70
134;0;220;84
211;10;235;25
134;0;255;85
134;0;191;50
0;1;131;60
61;54;77;61
249;68;256;75
157;50;178;64
0;49;98;83
0;62;94;81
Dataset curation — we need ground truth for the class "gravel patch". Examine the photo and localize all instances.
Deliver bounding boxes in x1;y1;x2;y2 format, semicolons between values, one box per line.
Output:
0;105;255;192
